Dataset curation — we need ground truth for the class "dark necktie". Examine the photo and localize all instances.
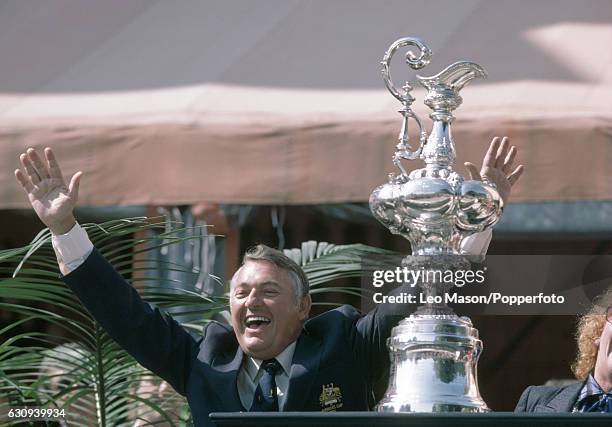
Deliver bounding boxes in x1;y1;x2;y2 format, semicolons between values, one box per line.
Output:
250;358;282;412
584;393;612;412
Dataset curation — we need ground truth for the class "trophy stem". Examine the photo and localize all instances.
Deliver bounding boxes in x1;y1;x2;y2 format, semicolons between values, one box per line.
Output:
422;120;455;169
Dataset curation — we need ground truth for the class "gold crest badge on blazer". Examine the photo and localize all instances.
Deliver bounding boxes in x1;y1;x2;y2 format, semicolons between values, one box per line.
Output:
319;383;343;411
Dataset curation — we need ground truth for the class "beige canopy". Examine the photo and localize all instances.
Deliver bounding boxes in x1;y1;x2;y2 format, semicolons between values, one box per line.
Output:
1;0;611;207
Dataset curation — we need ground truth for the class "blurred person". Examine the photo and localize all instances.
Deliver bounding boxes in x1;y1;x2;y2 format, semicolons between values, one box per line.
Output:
14;138;523;426
39;343;96;427
515;288;612;412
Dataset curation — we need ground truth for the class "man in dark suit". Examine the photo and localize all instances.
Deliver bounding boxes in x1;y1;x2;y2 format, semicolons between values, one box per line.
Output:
14;138;523;426
514;383;583;413
515;289;612;413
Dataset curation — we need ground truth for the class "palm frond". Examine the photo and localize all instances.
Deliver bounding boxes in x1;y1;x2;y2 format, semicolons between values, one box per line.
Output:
284;240;395;304
0;217;221;426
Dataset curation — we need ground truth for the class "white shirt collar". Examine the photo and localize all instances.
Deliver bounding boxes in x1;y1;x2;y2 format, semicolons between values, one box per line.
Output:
244;341;296;380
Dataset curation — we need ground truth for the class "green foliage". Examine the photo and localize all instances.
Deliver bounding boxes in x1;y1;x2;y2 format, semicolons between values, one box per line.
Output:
283;240;394;300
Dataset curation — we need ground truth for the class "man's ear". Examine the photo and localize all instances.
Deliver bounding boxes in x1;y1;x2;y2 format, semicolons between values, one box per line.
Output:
595;337;601;347
298;294;312;320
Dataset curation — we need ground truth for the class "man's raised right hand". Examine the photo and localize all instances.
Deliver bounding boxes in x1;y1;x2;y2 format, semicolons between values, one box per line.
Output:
15;147;82;235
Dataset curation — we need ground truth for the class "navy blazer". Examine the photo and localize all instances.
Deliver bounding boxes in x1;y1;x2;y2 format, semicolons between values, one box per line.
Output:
63;248;409;426
514;383;583;412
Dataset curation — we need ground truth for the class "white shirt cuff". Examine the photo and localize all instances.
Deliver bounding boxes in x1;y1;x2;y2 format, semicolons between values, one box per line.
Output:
460;228;492;257
51;222;94;273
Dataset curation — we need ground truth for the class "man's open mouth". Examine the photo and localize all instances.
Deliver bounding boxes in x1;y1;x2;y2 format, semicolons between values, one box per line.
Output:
244;316;272;329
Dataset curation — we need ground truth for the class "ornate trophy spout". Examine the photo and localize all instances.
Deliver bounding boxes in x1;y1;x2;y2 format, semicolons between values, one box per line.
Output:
370;38;502;413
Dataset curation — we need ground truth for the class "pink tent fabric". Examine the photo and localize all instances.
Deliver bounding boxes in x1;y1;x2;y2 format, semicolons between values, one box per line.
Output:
1;0;611;207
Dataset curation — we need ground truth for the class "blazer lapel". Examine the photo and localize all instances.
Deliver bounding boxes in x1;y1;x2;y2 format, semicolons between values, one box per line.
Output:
281;332;322;411
542;382;583;412
208;345;245;411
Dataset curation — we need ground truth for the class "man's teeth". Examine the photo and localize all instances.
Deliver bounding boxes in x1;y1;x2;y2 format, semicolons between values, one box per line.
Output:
245;316;271;327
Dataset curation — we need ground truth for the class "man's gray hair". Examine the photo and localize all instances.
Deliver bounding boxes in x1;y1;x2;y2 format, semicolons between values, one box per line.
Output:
241;244;309;300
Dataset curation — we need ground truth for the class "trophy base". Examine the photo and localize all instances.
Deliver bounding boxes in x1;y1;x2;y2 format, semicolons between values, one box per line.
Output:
376;314;489;413
377;396;489;413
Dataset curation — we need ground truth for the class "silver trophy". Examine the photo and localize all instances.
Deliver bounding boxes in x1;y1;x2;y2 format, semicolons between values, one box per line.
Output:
370;38;503;412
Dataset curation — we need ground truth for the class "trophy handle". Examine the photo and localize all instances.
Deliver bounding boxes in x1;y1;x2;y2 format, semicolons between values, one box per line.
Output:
393;103;427;170
382;37;432;172
381;37;432;103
